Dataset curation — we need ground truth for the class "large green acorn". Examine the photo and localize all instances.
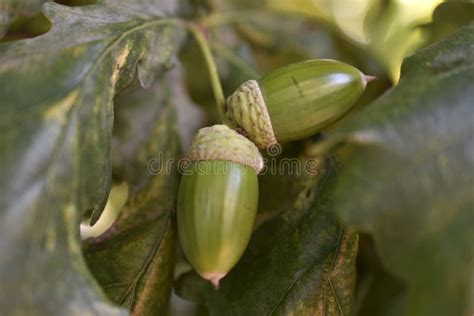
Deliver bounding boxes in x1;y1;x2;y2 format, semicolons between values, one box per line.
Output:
177;125;263;288
225;59;374;148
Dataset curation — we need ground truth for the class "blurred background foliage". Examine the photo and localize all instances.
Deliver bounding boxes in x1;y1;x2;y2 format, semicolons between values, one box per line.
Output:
1;1;472;315
3;0;473;83
269;0;443;81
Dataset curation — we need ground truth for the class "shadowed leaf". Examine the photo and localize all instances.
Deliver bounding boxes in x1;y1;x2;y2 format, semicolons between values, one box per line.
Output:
0;2;183;314
324;24;474;315
83;73;182;315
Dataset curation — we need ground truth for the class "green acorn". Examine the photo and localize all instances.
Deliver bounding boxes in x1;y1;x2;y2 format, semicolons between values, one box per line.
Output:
225;59;374;148
177;125;263;288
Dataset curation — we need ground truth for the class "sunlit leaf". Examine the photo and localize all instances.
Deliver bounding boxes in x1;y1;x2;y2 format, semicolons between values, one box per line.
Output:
307;0;444;81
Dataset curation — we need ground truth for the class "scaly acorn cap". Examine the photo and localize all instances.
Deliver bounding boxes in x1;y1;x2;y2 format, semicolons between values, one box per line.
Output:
224;80;278;149
187;124;264;174
225;59;374;149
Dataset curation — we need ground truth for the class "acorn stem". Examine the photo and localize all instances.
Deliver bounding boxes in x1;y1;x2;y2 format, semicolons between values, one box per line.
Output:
187;23;226;121
364;75;377;83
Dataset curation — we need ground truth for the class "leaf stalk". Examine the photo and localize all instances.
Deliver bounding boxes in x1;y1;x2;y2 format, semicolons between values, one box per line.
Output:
186;23;226;122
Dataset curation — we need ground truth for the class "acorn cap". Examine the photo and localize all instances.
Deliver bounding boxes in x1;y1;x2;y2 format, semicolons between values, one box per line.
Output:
188;124;264;174
225;80;277;150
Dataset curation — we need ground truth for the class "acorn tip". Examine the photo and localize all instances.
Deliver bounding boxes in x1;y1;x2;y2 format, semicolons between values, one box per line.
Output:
364;75;377;83
210;278;220;289
202;272;226;290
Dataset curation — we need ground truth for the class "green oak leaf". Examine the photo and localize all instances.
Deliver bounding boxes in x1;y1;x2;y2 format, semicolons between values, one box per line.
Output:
102;0;180;17
0;0;46;37
354;235;405;316
0;1;183;314
424;1;474;45
176;159;359;315
83;73;181;315
323;24;474;315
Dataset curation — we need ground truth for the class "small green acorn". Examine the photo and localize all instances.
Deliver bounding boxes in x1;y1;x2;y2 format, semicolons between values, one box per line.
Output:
225;59;374;148
177;125;263;288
